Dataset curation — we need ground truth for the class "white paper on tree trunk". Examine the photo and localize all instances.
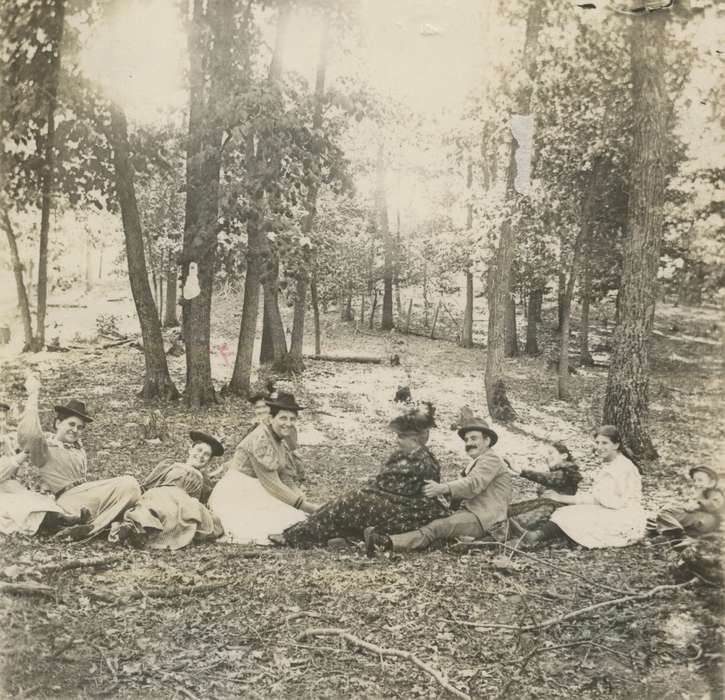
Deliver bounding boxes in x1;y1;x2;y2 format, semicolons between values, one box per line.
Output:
511;113;534;196
183;262;201;300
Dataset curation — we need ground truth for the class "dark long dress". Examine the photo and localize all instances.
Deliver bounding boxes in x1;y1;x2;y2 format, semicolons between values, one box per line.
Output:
282;445;450;547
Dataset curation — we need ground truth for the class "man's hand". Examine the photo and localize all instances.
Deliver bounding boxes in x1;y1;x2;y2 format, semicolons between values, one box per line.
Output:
301;500;321;514
541;489;565;502
422;480;449;498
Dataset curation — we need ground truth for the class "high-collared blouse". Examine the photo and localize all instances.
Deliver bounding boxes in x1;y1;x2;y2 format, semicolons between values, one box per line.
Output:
17;401;88;495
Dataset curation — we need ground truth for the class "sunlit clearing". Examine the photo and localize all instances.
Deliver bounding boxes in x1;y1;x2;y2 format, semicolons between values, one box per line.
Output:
79;0;186;123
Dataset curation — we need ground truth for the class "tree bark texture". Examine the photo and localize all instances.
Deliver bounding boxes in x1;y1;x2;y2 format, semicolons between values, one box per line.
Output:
377;143;394;331
504;293;518;358
484;0;544;421
1;212;34;350
164;259;179;327
603;12;670;461
525;287;542;356
33;0;65;351
181;0;234;407
579;257;594;366
109;104;179;401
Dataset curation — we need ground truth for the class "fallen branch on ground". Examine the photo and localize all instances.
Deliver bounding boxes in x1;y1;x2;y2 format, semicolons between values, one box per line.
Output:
0;582;57;599
303;354;382;364
455;540;636;595
125;579;234;601
464;579;696;633
297;627;469;700
37;555;123;575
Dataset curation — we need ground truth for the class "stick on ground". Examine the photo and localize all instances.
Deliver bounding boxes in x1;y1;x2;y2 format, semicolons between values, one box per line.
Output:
298;627;470;700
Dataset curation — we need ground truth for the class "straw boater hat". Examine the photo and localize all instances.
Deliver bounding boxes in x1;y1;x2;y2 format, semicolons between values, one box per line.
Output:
189;431;225;457
389;402;437;435
457;416;498;447
689;466;719;483
54;399;93;423
265;391;304;413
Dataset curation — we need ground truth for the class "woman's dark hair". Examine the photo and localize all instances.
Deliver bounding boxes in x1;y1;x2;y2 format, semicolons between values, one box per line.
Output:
551;441;573;462
594;425;642;473
269;406;298;418
703;487;723;499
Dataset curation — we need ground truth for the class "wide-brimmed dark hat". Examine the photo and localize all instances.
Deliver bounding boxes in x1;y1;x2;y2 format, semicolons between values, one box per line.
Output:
457;417;498;446
389;402;436;435
689;465;719;483
54;399;93;423
0;402;10;413
265;391;304;413
189;430;224;457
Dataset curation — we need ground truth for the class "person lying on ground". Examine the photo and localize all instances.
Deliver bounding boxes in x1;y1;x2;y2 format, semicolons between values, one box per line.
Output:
17;374;141;542
364;415;511;556
496;441;582;538
208;392;319;545
648;485;724;540
0;400;88;536
689;465;719;492
519;425;647;549
109;431;224;549
268;402;451;548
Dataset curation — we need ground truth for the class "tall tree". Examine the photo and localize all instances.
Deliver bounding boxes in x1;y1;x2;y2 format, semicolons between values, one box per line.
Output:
180;0;235;407
603;12;672;459
460;160;474;348
108;104;180;400
484;1;544;421
378;142;394;331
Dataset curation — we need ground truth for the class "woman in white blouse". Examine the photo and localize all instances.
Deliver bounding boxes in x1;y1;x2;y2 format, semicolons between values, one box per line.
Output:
523;425;647;548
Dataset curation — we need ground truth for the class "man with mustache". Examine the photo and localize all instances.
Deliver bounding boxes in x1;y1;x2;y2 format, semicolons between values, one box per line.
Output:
365;416;511;555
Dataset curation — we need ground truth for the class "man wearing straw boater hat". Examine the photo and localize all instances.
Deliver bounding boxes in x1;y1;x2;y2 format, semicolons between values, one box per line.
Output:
365;414;511;555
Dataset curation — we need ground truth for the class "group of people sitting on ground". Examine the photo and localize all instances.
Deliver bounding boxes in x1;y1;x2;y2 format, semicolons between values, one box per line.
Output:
1;373;721;555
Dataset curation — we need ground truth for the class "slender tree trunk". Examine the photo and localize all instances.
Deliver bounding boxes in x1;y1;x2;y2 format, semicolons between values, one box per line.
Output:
461;161;474;348
369;291;378;330
311;272;321;356
557;270;566;330
289;15;329;370
395;211;402;321
423;261;429;327
228;226;262;396
33;0;65;352
603;13;670;461
580;258;594;366
377;144;394;331
525;287;541;356
109;104;179;401
484;0;543;421
504;292;518;357
1;212;34;350
164;258;179;327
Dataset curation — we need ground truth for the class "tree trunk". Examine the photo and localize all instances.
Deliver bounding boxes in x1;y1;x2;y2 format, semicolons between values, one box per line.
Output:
484;0;543;421
180;0;234;407
1;212;34;350
394;210;403;321
557;270;566;331
289;15;329;371
525;287;541;356
377;144;394;331
228;225;262;396
461;160;474;348
559;161;601;399
579;259;594;367
344;288;353;322
311;272;321;356
164;258;179;327
369;291;378;330
109;104;179;401
603;12;670;461
504;292;518;357
33;0;65;352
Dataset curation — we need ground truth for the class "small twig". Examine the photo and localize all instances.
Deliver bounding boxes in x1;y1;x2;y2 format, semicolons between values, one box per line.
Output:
298;628;469;700
176;686;201;700
466;579;697;633
459;540;636;595
37;555;123;575
0;582;57;600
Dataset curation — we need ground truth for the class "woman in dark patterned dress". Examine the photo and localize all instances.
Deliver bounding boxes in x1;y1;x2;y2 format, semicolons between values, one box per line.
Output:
495;441;582;538
270;403;450;548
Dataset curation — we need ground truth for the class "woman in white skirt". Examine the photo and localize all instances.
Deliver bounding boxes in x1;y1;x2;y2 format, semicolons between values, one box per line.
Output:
523;425;647;549
208;392;319;545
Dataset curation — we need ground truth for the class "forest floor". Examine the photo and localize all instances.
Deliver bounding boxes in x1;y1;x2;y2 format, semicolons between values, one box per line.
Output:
0;296;723;699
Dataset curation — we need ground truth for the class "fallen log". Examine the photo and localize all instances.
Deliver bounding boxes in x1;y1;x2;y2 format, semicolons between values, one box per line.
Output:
37;555;122;576
303;354;382;365
0;582;56;599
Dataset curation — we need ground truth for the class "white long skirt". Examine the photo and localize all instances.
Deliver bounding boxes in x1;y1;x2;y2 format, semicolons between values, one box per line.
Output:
208;470;307;545
551;503;647;548
0;480;64;536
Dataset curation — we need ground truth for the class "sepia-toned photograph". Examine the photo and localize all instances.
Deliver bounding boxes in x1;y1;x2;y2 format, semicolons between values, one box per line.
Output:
1;0;724;697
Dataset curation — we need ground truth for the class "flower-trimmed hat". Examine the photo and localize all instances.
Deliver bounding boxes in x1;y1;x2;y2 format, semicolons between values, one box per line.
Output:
54;399;93;423
457;416;498;447
189;431;225;457
265;391;304;413
389;401;436;435
689;465;719;483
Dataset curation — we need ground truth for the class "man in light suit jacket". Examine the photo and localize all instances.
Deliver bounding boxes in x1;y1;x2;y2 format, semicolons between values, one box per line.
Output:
365;416;511;555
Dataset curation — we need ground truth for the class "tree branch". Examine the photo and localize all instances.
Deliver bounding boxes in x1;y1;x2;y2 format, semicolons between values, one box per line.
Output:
297;628;470;700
